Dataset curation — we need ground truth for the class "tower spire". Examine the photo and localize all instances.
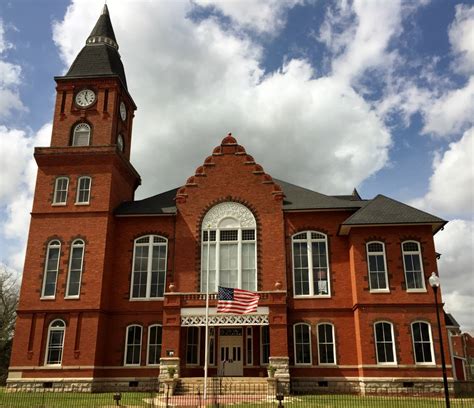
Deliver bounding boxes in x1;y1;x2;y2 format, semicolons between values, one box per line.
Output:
86;3;118;50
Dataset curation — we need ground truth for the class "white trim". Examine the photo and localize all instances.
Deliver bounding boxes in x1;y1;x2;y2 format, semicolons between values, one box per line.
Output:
366;241;390;292
72;122;91;146
402;241;427;292
292;231;331;297
294;323;312;366
374;321;397;365
411;321;435;365
129;235;168;300
53;177;69;205
65;239;85;299
75;176;92;205
146;324;162;366
44;319;66;366
123;324;142;367
316;323;336;365
41;240;61;299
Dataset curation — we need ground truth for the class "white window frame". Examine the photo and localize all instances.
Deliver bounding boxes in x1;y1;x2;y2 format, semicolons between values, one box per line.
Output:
294;323;312;366
41;240;61;299
260;325;270;366
186;326;200;366
411;321;435;365
316;323;336;365
124;324;142;366
292;231;331;298
75;176;91;205
44;319;66;366
366;241;389;293
130;235;168;300
246;327;253;366
52;177;69;205
72;122;91;146
374;321;397;365
402;241;426;292
65;239;85;299
146;324;162;366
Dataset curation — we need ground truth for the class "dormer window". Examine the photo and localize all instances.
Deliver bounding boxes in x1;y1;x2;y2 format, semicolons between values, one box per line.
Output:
72;123;91;146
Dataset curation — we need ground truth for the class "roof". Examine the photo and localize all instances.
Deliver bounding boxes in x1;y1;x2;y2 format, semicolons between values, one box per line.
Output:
59;4;127;88
445;313;461;328
116;188;179;215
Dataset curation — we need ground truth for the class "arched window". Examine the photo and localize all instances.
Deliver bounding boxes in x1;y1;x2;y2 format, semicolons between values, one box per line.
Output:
41;240;61;298
76;176;91;204
292;231;330;296
374;321;396;364
366;241;389;291
294;323;312;365
411;321;434;364
402;241;425;291
72;123;91;146
124;325;142;366
317;323;336;365
200;202;257;292
147;324;162;366
130;235;167;299
45;319;65;365
53;177;69;205
66;239;85;298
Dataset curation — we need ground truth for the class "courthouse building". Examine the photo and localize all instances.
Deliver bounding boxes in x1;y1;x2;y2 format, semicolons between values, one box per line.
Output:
9;6;452;391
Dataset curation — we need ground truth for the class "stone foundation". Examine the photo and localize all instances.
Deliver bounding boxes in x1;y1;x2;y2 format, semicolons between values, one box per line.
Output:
269;356;290;394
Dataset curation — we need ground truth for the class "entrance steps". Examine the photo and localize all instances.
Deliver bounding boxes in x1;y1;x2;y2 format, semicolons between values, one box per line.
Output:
175;377;270;395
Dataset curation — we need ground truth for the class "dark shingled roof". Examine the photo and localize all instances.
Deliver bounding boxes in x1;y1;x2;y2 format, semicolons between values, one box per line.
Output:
342;194;446;227
61;4;127;88
116;188;179;215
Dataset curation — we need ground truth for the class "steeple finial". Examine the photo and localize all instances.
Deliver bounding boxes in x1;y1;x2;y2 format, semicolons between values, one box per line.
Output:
102;3;108;15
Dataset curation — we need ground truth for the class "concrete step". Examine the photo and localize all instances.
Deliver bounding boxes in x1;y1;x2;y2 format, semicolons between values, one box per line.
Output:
175;377;271;395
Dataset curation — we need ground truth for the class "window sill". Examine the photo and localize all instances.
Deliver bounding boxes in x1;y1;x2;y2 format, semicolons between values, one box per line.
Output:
293;295;331;299
74;202;90;206
40;296;56;300
376;363;398;367
294;363;313;366
123;364;141;367
318;363;337;366
65;296;80;300
129;297;164;301
369;289;390;294
406;289;427;293
51;203;67;207
414;362;436;366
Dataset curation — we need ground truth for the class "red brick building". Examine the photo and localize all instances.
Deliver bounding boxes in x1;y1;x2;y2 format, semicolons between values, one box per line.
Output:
9;6;453;391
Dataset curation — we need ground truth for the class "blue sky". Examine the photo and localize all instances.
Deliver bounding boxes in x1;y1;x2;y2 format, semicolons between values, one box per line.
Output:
0;0;472;331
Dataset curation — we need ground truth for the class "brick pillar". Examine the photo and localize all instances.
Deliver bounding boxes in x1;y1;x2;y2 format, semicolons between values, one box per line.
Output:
269;292;289;392
161;293;182;375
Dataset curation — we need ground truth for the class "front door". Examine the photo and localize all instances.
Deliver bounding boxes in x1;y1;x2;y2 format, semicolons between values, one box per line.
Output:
219;327;243;376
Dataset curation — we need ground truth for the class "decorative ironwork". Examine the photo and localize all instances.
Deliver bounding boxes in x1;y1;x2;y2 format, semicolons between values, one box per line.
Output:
181;313;268;327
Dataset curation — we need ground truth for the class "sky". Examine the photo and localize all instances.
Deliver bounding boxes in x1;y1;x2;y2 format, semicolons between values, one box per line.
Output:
0;0;472;331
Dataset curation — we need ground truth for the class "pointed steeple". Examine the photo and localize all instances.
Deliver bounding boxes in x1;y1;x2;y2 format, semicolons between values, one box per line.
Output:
62;4;127;88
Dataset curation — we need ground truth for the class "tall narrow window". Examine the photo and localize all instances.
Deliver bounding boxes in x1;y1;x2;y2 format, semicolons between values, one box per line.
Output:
294;323;312;365
147;325;162;365
411;322;434;364
246;327;253;365
130;235;167;299
45;320;65;365
53;177;69;205
72;123;91;146
65;239;84;298
124;325;142;366
41;240;61;298
317;323;336;364
374;322;396;364
186;327;200;365
200;202;257;292
76;177;91;204
402;241;425;291
366;242;389;291
208;327;215;366
292;231;330;296
261;326;270;365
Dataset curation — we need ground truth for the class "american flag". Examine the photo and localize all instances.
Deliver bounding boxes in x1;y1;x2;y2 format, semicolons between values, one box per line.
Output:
217;286;259;314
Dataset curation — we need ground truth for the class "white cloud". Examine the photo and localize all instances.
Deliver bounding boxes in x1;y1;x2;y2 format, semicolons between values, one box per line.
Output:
411;128;474;217
194;0;304;35
52;0;392;197
435;219;474;333
449;4;474;75
0;19;13;54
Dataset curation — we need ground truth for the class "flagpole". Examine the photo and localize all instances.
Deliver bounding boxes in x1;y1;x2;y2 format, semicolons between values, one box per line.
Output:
203;225;211;401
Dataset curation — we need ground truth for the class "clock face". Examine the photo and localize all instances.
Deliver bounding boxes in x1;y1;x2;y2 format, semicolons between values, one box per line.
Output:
117;134;124;152
75;89;96;107
120;101;127;121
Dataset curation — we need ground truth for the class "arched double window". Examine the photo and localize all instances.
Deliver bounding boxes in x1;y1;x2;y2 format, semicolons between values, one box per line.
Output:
41;240;61;298
66;239;85;298
294;323;312;365
72;123;91;146
200;202;257;292
317;323;336;365
366;241;389;291
124;325;142;366
374;321;396;364
411;321;434;364
45;319;66;365
130;235;167;299
402;241;425;291
292;231;330;296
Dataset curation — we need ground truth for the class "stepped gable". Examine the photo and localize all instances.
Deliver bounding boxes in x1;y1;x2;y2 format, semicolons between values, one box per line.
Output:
174;133;285;204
